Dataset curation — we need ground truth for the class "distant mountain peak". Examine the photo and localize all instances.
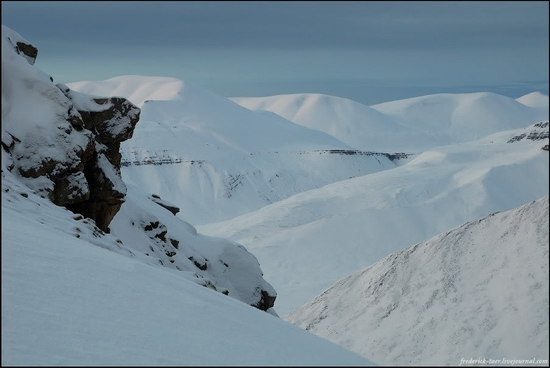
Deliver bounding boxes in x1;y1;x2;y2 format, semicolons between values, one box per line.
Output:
516;91;549;109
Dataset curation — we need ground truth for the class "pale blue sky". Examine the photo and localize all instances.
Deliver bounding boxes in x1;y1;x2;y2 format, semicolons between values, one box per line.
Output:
2;1;548;105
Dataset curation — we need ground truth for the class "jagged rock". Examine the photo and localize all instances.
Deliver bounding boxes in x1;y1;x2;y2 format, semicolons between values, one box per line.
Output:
2;25;140;231
149;194;180;215
3;25;279;315
15;41;37;64
507;121;549;144
254;289;277;311
189;256;208;271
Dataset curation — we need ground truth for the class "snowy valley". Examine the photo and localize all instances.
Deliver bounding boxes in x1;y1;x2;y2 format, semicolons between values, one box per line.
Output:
2;24;549;366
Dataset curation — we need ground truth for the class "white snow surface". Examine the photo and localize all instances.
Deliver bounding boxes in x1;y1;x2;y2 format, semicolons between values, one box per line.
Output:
286;196;549;366
67;75;549;317
2;25;91;178
1;170;372;366
231;92;549;152
3;23;549;366
68;75;403;225
198;124;549;316
1;26;373;366
516;91;549;109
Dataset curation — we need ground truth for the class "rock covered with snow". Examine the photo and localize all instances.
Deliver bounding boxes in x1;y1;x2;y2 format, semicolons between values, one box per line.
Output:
507;121;549;150
1;25;277;313
110;185;277;311
149;194;180;215
1;25;140;231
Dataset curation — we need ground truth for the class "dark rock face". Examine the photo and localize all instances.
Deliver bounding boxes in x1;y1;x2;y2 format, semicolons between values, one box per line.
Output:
3;32;140;231
61;90;140;231
4;27;279;314
507;121;549;144
150;194;180;215
16;41;38;65
254;289;277;311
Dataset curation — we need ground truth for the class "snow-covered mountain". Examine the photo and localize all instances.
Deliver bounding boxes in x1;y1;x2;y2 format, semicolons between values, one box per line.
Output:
68;76;412;225
231;91;548;152
68;73;549;317
1;24;276;311
198;122;549;316
516;91;550;109
3;23;549;366
68;76;549;228
1;25;374;365
286;196;549;366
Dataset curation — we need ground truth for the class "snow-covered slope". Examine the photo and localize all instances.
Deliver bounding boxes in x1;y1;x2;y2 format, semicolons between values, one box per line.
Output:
68;78;549;228
286;196;549;366
232;92;549;152
4;22;548;366
68;76;409;225
70;76;348;152
1;24;278;311
370;92;549;148
1;170;373;366
198;123;549;315
231;93;401;151
517;91;549;109
68;76;186;106
2;25;374;365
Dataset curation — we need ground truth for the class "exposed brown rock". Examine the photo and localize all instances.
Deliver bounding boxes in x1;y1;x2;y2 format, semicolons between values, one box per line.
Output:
254;289;277;311
150;194;180;215
16;41;37;65
64;97;140;231
4;34;140;231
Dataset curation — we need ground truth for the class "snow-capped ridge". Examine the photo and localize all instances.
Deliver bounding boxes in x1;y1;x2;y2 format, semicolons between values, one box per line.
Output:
506;121;549;145
198;122;549;315
370;91;548;145
233;91;549;152
516;91;549;109
231;92;403;151
286;196;549;365
67;75;187;107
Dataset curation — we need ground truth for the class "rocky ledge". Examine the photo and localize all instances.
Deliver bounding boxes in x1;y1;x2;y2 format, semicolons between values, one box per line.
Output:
2;25;140;231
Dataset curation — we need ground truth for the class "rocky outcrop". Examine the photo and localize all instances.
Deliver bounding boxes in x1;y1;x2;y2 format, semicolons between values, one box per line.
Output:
2;25;278;314
61;88;140;231
2;25;140;231
507;121;549;143
15;40;37;65
149;194;180;215
110;196;277;312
